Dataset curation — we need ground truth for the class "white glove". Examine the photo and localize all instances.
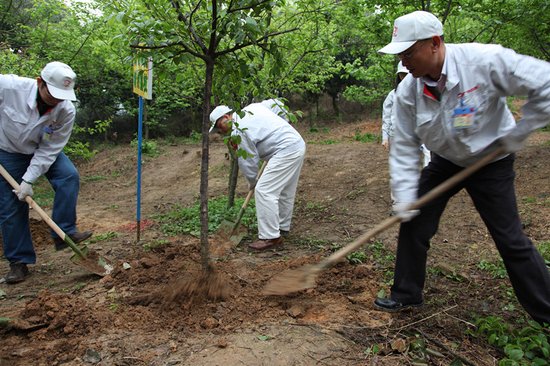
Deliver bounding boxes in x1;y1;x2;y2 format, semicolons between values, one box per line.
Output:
392;202;419;222
14;181;34;201
499;133;526;153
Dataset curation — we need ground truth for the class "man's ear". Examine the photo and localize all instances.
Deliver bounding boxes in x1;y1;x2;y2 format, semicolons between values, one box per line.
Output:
431;36;442;51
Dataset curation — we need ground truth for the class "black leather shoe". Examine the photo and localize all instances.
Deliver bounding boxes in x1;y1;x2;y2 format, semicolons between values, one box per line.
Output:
5;263;29;284
54;230;93;251
374;297;423;312
279;230;290;237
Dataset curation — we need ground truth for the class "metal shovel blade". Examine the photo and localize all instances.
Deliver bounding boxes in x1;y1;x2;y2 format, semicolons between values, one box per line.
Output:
69;244;114;276
216;218;248;245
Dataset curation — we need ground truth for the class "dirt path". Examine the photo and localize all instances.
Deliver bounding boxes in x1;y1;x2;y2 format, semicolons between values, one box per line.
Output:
0;119;548;365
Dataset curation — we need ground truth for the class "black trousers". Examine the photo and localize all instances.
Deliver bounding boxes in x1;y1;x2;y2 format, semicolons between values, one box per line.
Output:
391;153;550;324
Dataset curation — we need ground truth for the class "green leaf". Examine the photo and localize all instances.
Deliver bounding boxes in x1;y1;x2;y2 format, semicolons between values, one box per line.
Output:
504;345;524;361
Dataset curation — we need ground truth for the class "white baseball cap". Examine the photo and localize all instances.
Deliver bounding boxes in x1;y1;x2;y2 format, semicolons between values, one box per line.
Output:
396;61;409;75
378;11;443;55
40;62;77;101
209;105;232;132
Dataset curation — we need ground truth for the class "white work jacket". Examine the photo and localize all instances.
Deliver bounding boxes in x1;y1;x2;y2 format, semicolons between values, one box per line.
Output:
381;89;396;143
0;74;76;183
260;98;290;122
391;43;550;203
231;103;304;185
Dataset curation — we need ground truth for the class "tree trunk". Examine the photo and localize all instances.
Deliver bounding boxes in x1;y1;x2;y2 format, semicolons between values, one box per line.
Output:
199;58;215;272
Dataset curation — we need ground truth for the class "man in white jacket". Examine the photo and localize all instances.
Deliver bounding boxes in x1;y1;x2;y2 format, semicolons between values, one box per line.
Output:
260;98;290;122
210;103;306;250
0;62;92;284
375;11;550;325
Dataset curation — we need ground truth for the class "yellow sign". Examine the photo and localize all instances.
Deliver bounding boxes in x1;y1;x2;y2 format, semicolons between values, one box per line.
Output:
133;56;153;99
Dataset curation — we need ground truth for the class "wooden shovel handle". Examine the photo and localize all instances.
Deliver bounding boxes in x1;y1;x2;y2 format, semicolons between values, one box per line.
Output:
0;163;87;259
231;160;268;232
317;147;506;270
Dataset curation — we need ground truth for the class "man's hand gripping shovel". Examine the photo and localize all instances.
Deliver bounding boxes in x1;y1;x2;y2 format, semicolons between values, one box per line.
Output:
216;160;267;246
0;163;113;277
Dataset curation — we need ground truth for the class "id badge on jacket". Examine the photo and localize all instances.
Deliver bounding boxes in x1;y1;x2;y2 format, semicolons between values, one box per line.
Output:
452;99;476;130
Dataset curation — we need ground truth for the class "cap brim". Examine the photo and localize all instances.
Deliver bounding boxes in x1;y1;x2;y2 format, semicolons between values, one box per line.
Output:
377;40;417;55
46;84;76;101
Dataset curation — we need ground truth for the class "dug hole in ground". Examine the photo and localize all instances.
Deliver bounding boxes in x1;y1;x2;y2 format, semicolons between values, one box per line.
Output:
0;119;549;365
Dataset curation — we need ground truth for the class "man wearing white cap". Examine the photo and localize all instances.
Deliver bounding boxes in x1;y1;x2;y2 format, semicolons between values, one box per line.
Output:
0;62;93;283
375;11;550;325
381;61;411;151
209;103;306;250
382;61;430;206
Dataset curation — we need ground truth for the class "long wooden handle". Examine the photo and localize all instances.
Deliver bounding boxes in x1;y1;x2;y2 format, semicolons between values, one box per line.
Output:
231;160;268;232
0;163;87;258
317;147;506;270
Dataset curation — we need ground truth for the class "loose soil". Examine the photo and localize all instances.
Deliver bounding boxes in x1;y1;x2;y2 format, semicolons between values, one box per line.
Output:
0;119;549;366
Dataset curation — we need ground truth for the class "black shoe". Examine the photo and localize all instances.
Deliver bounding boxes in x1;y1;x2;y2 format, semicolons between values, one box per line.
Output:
280;230;290;237
5;263;29;284
54;231;93;251
373;297;423;312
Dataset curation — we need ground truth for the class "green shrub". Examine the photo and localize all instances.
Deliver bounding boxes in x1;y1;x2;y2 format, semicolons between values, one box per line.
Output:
131;138;160;157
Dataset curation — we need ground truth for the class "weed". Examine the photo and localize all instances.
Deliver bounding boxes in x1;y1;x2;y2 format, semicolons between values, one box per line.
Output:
522;196;537;204
354;131;378;143
293;237;331;250
131;138;160;157
478;259;507;279
82;175;107;183
88;232;118;244
428;266;465;282
310;139;339;145
347;251;367;264
143;239;170;251
363;344;381;356
346;189;365;200
155;196;257;237
368;241;395;268
72;282;87;292
536;241;550;264
468;316;550;365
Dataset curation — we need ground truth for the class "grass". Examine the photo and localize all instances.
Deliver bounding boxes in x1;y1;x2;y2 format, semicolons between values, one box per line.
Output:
82;175;108;183
478;259;508;279
88;231;118;244
154;195;258;237
143;239;170;251
293;237;333;250
309;139;339;145
354;131;379;143
31;177;54;208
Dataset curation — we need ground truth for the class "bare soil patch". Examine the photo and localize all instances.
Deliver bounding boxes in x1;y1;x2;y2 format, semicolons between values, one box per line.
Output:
1;119;549;365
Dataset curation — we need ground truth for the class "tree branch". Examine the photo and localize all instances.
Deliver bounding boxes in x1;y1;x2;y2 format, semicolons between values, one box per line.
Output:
216;28;297;57
227;0;272;14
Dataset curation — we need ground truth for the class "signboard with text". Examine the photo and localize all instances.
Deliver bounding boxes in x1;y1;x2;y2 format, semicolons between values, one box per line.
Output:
132;56;153;100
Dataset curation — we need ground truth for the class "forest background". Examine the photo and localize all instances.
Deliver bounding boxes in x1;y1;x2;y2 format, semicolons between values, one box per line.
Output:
2;0;549;149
